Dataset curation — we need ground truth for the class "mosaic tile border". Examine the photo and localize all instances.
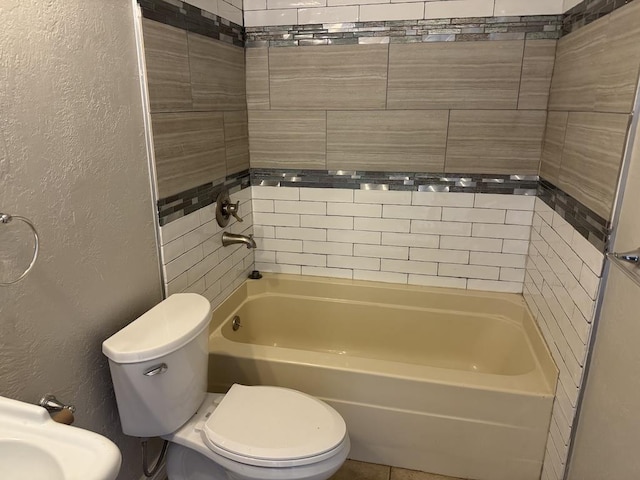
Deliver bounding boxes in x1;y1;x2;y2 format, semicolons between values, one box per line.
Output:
563;0;637;35
138;0;244;47
158;170;608;253
538;178;610;252
250;169;539;194
245;16;562;47
157;170;250;226
158;169;537;225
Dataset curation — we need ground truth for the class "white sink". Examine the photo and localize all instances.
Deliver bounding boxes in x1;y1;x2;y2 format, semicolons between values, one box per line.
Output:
0;395;121;480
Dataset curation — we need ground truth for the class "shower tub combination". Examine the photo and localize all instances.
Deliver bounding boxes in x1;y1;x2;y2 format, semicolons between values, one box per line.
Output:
208;273;557;480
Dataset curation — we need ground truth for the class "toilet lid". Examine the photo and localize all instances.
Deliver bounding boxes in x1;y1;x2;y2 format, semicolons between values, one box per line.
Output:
201;384;346;466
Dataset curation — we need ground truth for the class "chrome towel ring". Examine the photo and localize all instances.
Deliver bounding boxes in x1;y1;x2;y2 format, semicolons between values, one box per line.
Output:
0;212;40;286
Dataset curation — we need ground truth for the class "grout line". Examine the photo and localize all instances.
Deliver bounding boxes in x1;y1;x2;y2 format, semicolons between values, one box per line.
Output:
516;39;526;110
442;110;451;172
384;42;390;109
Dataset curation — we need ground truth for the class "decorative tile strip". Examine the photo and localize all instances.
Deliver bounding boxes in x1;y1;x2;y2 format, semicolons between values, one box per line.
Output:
251;168;538;195
538;178;610;252
157;170;250;226
563;0;637;35
245;16;562;47
138;0;244;47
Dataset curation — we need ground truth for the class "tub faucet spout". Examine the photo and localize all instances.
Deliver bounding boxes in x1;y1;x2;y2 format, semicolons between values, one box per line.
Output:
222;232;257;249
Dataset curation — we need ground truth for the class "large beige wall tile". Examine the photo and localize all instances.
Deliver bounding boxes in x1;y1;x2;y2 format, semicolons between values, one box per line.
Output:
548;16;608;112
595;1;640;113
188;33;246;111
387;41;524;110
326;110;448;172
613;112;640;255
559;112;630;219
152;112;226;198
539;111;569;184
224;111;250;174
445;110;546;174
246;48;270;110
249;111;326;169
142;19;192;112
518;40;557;110
269;45;388;110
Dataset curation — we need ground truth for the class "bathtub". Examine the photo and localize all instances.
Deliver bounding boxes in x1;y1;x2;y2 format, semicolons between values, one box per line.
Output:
208;273;557;480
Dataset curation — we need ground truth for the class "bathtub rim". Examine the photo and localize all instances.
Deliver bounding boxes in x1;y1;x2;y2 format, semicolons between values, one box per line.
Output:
209;273;558;397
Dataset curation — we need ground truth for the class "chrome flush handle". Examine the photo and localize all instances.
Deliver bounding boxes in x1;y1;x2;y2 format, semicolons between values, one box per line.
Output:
144;363;168;376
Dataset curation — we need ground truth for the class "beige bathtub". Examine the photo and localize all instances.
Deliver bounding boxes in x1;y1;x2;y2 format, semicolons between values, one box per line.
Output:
208;273;557;480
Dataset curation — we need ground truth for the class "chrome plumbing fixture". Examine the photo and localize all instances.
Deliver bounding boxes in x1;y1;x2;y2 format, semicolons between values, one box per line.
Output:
0;212;40;286
215;188;243;227
222;232;257;249
38;394;76;414
609;248;640;264
232;315;242;331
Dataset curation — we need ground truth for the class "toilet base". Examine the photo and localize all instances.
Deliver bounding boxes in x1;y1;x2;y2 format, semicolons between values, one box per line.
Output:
166;442;349;480
164;393;350;480
167;444;227;480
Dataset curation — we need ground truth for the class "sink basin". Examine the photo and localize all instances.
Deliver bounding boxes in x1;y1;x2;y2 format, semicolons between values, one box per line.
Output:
0;395;121;480
0;439;66;479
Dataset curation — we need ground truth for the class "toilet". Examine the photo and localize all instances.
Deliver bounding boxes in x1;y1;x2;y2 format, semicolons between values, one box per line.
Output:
102;293;350;480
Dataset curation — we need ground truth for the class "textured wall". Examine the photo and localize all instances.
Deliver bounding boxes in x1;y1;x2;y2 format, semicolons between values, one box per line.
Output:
0;1;163;479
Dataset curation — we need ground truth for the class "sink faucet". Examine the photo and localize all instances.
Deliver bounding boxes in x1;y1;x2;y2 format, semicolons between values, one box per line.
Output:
222;232;257;249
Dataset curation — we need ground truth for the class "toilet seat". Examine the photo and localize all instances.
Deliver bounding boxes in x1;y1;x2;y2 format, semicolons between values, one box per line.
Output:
202;384;347;468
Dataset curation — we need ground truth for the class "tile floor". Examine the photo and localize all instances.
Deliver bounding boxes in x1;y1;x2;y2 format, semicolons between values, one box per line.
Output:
330;460;464;480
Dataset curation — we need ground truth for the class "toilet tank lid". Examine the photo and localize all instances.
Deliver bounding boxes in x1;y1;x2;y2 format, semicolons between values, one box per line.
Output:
102;293;212;364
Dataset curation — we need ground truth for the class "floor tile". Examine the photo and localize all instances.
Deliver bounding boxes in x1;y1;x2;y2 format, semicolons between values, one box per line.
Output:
330;460;391;480
390;466;464;480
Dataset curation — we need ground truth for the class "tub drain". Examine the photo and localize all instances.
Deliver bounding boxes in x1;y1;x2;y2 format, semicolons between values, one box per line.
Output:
232;315;241;331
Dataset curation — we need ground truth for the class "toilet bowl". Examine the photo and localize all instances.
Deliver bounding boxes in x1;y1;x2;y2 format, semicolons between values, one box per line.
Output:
102;294;350;480
164;390;350;480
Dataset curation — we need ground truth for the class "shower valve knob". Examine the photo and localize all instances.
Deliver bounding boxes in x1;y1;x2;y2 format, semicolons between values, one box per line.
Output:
215;188;244;227
224;201;243;223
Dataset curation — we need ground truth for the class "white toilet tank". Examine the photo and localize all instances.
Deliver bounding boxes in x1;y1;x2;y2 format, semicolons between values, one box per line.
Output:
103;293;212;437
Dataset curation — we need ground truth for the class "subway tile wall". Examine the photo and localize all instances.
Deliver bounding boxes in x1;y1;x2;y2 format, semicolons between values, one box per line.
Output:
147;4;639;480
159;188;255;307
138;0;244;40
244;0;564;26
253;186;534;292
532;4;639;473
142;0;243;28
524;198;604;480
